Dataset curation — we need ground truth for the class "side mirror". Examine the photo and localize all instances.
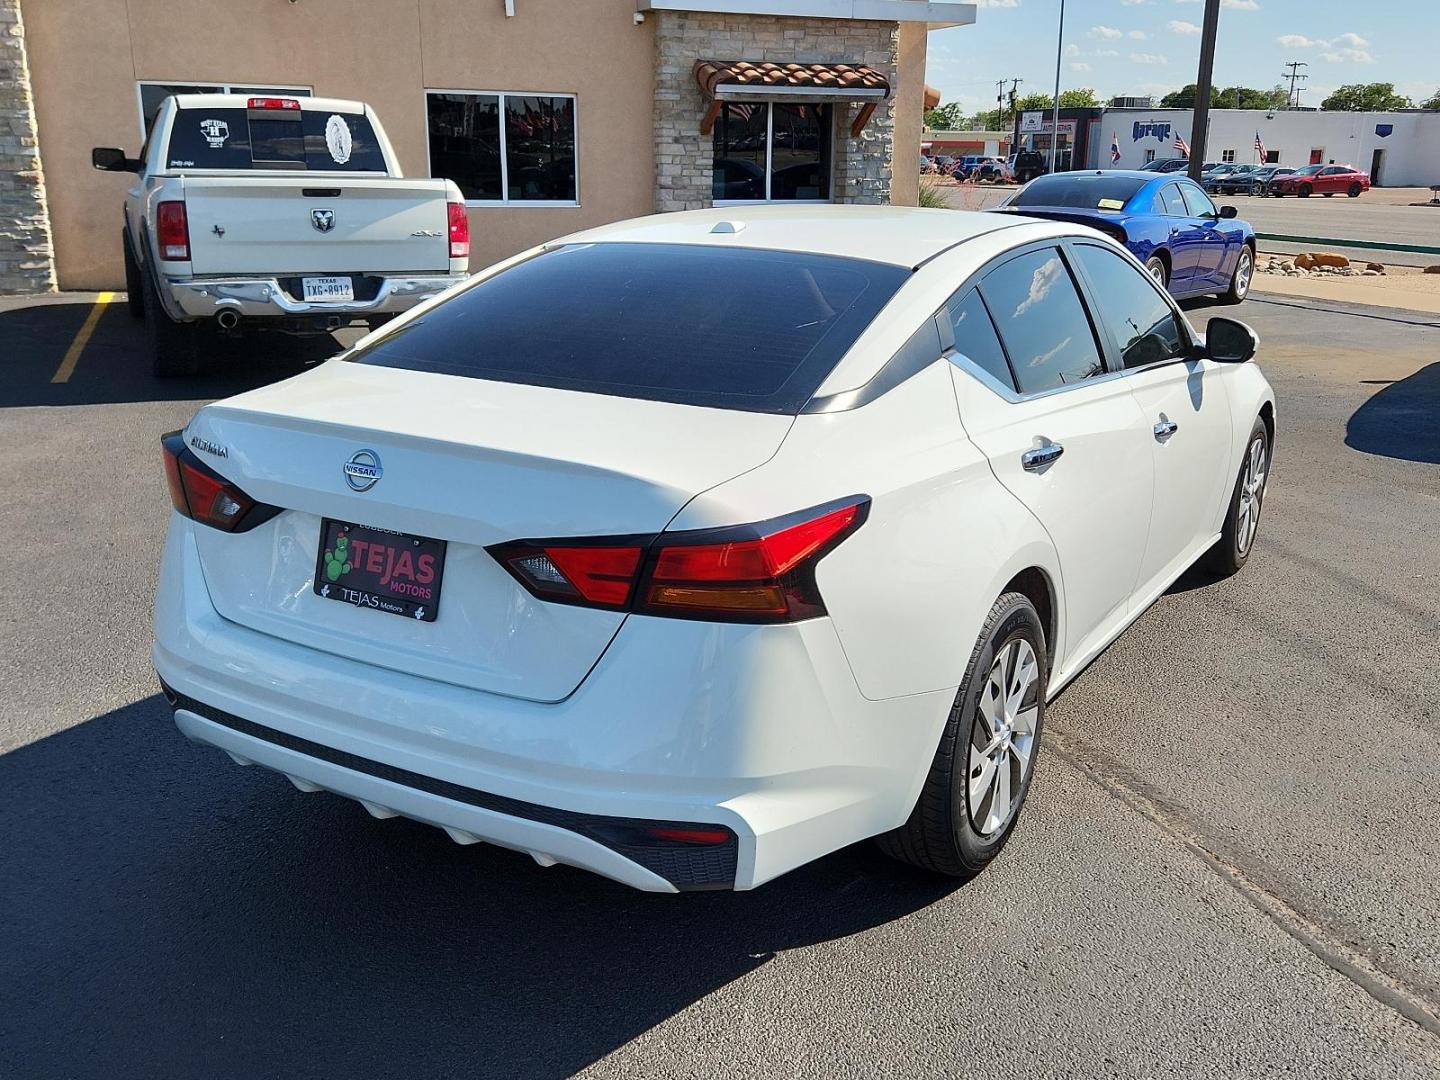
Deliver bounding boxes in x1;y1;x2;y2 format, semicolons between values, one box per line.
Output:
92;147;141;173
1218;205;1238;219
1205;317;1258;364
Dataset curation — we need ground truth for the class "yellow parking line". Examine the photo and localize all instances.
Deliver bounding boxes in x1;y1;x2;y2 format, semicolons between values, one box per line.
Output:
50;292;115;384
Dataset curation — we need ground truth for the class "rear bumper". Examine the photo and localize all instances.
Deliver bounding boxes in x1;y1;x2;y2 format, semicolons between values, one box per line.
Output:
161;272;467;322
153;519;952;892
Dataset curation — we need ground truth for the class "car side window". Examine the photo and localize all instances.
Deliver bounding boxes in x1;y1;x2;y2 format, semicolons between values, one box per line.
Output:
978;248;1105;395
1322;166;1346;176
1157;183;1188;216
1070;244;1188;370
1178;182;1217;218
943;289;1016;392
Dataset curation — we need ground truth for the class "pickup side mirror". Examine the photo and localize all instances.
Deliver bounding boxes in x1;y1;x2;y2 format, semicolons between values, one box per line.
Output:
1218;204;1239;219
1205;316;1258;364
92;147;142;173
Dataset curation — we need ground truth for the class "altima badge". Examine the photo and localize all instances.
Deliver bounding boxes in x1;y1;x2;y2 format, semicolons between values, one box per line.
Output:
311;208;336;233
343;449;382;492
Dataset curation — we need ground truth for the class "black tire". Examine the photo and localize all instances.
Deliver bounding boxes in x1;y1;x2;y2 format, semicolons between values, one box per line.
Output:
1323;192;1334;198
121;231;144;318
1347;182;1362;198
1222;244;1254;305
1299;184;1313;198
141;267;204;377
877;592;1048;879
1205;416;1270;576
1144;254;1169;290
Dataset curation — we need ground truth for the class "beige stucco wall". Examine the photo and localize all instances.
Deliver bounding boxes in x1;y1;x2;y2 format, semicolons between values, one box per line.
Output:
21;0;656;290
889;20;927;206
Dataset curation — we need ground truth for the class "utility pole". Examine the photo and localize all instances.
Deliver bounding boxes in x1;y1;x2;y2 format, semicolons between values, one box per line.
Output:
1006;78;1021;143
1282;61;1308;109
1048;0;1066;174
1187;0;1221;183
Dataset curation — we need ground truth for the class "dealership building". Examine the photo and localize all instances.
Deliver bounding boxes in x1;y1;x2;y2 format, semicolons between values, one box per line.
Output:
1069;106;1440;184
0;0;975;293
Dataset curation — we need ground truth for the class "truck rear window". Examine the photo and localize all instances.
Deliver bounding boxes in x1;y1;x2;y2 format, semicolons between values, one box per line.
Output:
166;108;387;171
345;243;910;414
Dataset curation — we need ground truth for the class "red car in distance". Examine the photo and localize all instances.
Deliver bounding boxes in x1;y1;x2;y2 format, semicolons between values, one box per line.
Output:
1270;164;1371;198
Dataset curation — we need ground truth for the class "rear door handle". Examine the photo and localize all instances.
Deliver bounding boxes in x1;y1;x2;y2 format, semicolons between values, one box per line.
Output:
1154;417;1179;440
1021;444;1064;471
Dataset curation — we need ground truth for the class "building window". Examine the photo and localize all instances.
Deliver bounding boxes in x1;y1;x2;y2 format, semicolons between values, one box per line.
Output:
1221;149;1236;163
713;102;832;203
138;82;312;136
426;91;577;205
1264;149;1280;164
1144;148;1156;164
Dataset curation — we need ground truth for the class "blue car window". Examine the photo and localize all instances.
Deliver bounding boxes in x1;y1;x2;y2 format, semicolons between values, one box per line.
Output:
1178;182;1218;218
1009;174;1147;210
1157;183;1188;216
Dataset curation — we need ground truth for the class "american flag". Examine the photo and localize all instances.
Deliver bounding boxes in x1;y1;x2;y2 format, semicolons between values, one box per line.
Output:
1174;133;1191;158
1110;132;1121;164
1255;130;1266;160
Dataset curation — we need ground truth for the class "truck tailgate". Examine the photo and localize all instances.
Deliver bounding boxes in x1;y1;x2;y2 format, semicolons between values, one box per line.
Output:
182;176;453;275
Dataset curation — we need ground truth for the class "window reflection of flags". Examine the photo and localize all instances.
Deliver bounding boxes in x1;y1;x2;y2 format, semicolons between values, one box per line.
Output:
1110;132;1121;164
1174;134;1190;158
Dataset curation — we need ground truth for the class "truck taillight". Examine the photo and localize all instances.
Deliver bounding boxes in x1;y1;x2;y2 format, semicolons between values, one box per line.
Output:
447;201;470;259
156;200;190;261
161;432;279;533
490;498;869;624
247;97;301;111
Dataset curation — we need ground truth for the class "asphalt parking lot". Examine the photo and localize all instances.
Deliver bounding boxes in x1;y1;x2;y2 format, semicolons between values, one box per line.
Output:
2;290;1438;1077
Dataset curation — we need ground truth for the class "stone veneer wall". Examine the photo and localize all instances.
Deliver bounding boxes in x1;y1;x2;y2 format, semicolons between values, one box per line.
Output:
0;0;54;293
654;11;899;212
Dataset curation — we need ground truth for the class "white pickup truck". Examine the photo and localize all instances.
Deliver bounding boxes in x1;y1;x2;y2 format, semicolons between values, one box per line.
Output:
92;94;469;376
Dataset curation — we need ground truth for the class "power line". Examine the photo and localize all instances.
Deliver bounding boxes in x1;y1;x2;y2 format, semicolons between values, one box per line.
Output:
1282;61;1309;109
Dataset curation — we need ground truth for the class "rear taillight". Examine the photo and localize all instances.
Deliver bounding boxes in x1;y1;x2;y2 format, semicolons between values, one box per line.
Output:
491;497;869;623
161;432;278;533
155;200;190;261
447;201;470;259
247;97;301;111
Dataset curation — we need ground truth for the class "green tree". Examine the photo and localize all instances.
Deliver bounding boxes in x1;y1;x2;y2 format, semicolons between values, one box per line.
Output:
1216;85;1288;110
1059;88;1100;108
923;102;967;130
1320;83;1413;111
1015;92;1055;114
1160;84;1212;109
1421;88;1440;111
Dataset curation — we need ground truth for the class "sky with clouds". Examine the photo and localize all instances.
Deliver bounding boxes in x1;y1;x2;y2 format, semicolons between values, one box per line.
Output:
925;0;1438;116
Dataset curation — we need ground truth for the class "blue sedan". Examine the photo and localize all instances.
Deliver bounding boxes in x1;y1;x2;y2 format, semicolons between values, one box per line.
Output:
995;170;1256;303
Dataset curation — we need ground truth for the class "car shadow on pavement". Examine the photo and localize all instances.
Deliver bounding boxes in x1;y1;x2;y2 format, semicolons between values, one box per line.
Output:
0;301;333;409
0;696;960;1080
1345;361;1440;465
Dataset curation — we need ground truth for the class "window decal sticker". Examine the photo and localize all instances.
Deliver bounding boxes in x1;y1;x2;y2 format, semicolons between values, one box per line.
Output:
325;114;352;164
199;118;230;149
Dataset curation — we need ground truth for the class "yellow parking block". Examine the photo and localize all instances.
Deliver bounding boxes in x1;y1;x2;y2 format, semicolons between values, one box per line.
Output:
50;292;115;384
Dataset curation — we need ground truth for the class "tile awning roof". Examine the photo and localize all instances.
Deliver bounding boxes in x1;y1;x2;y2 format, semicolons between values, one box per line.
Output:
694;60;891;100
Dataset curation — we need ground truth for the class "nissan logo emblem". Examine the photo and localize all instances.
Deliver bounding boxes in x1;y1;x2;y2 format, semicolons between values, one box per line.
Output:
343;449;382;492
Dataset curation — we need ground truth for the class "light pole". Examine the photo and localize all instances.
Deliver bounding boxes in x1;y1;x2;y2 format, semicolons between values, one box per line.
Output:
1048;0;1066;173
1187;0;1221;183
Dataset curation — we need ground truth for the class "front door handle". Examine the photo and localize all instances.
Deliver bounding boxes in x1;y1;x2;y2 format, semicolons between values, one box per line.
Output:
1154;417;1179;440
1021;444;1064;471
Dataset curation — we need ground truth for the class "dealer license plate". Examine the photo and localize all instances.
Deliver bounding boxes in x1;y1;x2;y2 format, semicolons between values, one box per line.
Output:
302;276;355;302
314;519;445;622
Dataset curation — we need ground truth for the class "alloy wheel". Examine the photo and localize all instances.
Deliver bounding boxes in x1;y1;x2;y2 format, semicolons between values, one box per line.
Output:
1234;250;1253;298
1236;435;1267;555
968;638;1040;836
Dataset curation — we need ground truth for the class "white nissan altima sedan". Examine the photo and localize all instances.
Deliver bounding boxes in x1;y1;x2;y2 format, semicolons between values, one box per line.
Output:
154;205;1275;892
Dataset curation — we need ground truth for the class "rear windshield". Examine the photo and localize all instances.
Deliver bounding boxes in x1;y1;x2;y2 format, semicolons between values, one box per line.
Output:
345;243;910;414
165;107;387;171
1010;174;1148;210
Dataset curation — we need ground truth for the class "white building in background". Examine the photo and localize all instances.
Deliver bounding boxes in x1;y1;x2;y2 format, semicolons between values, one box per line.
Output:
1095;107;1440;187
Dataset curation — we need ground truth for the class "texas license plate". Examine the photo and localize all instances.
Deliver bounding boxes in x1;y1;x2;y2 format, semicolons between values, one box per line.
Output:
302;276;354;302
314;520;445;622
